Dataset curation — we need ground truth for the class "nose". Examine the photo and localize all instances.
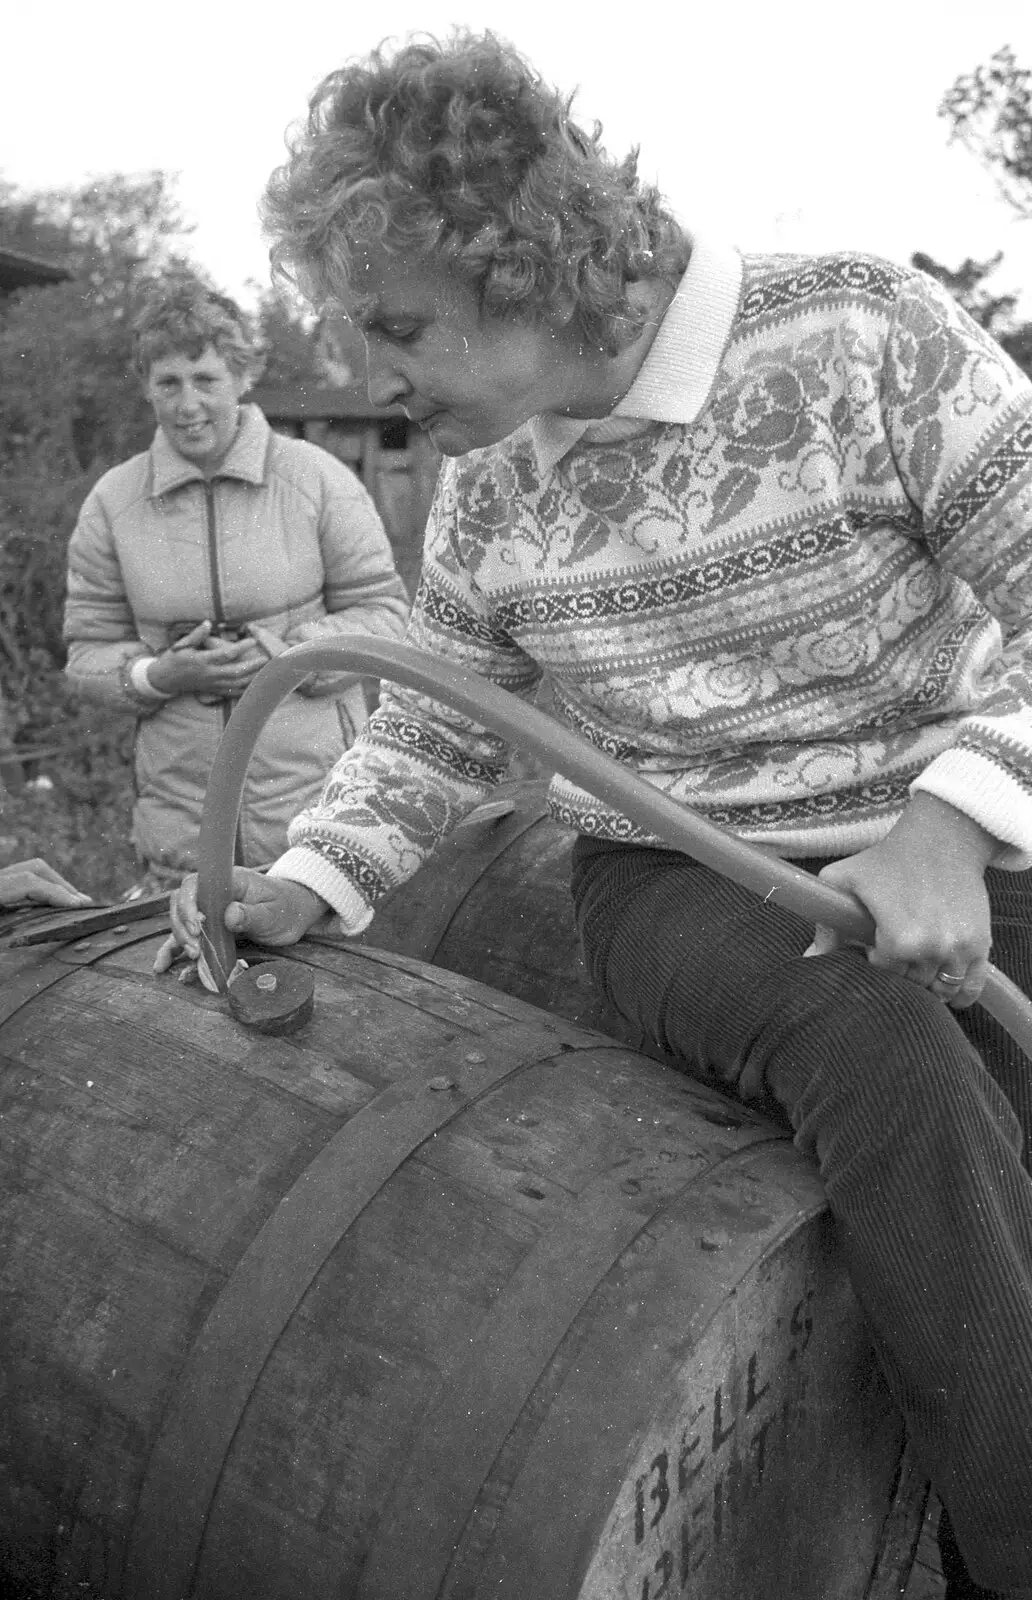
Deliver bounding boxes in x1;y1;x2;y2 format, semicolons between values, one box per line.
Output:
364;339;411;411
176;382;203;415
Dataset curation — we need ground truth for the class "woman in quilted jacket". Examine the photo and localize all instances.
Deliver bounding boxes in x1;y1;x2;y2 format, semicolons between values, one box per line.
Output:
63;277;409;891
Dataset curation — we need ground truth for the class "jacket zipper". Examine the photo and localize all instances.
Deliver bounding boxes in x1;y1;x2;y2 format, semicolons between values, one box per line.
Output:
204;481;225;628
204;480;245;866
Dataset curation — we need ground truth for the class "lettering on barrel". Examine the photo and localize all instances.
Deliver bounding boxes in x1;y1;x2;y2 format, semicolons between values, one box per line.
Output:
581;1262;827;1600
631;1335;800;1598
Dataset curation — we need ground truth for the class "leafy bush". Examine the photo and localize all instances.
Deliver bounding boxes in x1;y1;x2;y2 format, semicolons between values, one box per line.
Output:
0;174;197;898
0;174;338;902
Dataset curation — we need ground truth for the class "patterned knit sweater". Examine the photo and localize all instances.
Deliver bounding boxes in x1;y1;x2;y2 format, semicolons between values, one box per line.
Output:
270;236;1032;934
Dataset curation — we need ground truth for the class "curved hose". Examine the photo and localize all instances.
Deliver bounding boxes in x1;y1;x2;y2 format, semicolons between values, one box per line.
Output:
197;637;1032;1056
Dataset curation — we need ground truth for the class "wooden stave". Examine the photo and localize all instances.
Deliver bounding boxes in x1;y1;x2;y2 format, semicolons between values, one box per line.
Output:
350;781;632;1042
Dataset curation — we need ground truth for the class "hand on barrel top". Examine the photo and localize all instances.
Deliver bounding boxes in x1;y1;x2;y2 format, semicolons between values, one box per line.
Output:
154;868;329;973
0;859;93;909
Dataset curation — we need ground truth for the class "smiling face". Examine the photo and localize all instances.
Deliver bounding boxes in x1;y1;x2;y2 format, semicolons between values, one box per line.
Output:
144;346;248;472
345;250;593;456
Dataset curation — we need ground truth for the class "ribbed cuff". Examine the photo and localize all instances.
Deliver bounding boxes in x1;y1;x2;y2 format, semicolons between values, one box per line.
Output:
129;656;173;700
267;847;375;935
911;750;1032;871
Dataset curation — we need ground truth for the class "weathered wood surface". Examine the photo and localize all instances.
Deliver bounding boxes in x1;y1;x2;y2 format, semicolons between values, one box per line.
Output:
0;926;926;1599
908;1500;947;1598
348;780;633;1042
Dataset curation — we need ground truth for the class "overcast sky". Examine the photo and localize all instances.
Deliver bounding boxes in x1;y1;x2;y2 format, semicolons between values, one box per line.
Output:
4;0;1032;311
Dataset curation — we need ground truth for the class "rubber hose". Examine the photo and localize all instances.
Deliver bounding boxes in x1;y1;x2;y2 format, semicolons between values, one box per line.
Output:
196;638;1032;1056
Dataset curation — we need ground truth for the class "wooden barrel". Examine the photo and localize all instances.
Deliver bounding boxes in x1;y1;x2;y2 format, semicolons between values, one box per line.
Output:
0;919;925;1600
352;780;628;1039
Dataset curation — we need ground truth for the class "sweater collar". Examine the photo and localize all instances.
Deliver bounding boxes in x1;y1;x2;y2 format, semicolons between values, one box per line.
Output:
525;235;743;475
148;401;270;496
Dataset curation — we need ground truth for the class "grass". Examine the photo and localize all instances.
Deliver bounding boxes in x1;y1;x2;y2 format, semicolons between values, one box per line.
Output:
0;672;140;903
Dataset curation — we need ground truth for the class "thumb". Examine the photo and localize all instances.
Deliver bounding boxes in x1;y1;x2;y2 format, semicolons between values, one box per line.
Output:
224;900;252;932
802;922;841;960
223;869;266;930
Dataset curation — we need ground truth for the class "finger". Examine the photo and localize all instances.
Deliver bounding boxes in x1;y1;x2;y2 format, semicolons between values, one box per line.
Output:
166;927;201;963
861;945;916;984
802;922;841;959
952;955;990;1008
172;621;213;651
153;933;181;974
219;879;324;945
32;882;94;908
199;661;262;692
170;896;202;941
15;860;92;902
222;898;285;943
211;668;259;690
930;955;989;1010
19;858;66;883
169;876;203;945
43;869;92;901
874;945;987;1006
0;870;89;908
222;870;268;934
201;638;252;661
223;653;266;678
861;923;963;981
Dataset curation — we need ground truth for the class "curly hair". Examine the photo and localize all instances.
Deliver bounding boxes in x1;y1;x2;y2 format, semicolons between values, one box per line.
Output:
261;31;689;356
131;274;264;382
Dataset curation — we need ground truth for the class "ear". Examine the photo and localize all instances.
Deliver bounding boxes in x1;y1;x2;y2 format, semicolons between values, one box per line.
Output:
236;359;263;398
542;294;578;333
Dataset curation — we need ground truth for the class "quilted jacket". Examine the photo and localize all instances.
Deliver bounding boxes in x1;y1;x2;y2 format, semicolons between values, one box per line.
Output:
64;404;410;872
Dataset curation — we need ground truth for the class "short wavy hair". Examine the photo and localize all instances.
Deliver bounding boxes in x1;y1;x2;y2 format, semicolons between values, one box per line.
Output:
262;31;689;356
131;275;264;383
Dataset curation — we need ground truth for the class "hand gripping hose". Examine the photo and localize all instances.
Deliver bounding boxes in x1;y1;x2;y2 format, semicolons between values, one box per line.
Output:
196;637;1032;1056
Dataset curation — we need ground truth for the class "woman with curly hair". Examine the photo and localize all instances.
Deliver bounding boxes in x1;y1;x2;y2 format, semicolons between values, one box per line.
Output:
64;275;409;891
260;33;689;456
170;32;1032;1597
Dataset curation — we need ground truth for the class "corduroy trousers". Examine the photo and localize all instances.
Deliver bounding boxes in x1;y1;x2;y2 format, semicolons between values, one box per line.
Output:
570;836;1032;1596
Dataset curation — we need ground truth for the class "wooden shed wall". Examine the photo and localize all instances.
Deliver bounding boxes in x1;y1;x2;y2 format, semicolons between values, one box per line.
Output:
265;409;440;601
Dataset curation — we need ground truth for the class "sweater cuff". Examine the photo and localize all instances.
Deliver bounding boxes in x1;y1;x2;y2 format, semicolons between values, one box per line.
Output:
267;846;375;935
910;748;1032;870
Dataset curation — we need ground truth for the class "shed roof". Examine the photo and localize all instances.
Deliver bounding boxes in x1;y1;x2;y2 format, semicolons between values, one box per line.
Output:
0;247;72;293
250;383;404;422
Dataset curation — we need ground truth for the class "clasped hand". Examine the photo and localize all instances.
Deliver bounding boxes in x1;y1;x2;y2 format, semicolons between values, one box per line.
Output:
147;621;268;699
803;793;996;1009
